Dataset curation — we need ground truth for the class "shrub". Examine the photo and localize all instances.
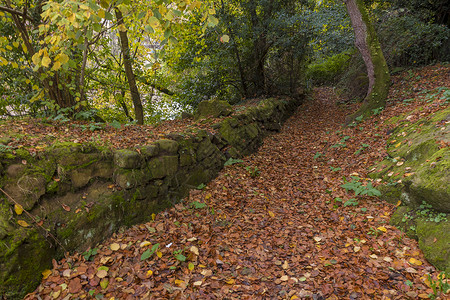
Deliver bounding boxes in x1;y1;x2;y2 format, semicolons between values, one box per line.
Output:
307;49;354;85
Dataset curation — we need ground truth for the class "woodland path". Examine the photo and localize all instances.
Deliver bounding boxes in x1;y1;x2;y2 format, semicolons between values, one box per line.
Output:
28;87;442;299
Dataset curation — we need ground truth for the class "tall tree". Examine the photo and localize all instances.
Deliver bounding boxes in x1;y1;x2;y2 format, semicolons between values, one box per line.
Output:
114;7;144;125
344;0;390;119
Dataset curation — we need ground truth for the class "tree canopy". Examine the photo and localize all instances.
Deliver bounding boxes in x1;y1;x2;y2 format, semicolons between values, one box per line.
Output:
0;0;448;123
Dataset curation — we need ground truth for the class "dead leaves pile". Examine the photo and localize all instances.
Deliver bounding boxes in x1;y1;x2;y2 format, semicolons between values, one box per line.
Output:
26;65;449;299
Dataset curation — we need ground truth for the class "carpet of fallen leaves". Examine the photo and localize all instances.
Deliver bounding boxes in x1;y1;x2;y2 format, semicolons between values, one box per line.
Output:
25;64;449;299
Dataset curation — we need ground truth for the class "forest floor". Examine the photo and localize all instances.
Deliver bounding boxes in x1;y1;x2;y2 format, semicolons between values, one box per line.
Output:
26;64;449;299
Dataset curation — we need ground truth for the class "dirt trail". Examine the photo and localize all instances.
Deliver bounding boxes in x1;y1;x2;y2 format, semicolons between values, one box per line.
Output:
27;87;442;299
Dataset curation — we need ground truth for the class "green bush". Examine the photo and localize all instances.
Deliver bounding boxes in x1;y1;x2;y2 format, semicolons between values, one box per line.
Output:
307;49;354;85
378;15;450;67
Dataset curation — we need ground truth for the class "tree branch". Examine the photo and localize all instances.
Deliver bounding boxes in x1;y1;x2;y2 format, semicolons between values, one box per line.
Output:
0;5;33;22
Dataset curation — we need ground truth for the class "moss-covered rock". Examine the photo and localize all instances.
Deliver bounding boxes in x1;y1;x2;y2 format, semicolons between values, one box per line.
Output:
370;106;450;273
114;149;141;169
195;98;232;119
155;139;179;155
148;156;178;179
416;219;450;273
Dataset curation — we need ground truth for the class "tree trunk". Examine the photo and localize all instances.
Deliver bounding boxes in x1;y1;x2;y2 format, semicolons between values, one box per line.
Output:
345;0;390;120
115;7;144;125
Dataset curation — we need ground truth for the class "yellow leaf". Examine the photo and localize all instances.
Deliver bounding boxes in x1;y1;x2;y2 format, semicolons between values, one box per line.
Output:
51;61;61;71
118;24;127;32
409;258;423;266
291;296;299;300
151;213;156;221
396;200;402;207
25;79;31;84
31;52;41;65
377;226;387;233
14;204;24;215
17;220;30;227
98;10;105;19
156;251;162;258
146;270;153;277
42;269;52;279
268;210;275;218
13;41;19;48
32;85;39;90
57;53;69;65
188;262;195;271
226;278;235;285
110;243;120;251
395;142;401;148
140;241;151;247
41;55;51;67
205;193;211;200
175;279;185;286
11;61;18;68
6;45;12;50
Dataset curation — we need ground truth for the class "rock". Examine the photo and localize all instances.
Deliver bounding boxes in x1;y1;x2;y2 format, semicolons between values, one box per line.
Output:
114;149;141;169
155;139;179;155
139;144;159;158
416;218;450;273
195;98;232;120
70;161;114;189
4;174;46;210
148;156;178;179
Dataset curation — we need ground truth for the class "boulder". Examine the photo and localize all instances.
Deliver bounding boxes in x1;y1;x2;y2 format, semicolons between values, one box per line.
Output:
195;98;232;120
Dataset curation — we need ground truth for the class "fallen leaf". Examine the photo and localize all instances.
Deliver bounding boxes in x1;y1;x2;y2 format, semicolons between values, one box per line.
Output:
190;246;199;256
42;269;52;279
61;204;71;212
110;243;120;251
377;226;387;233
96;269;108;278
226;278;235;285
140;241;151;247
409;258;423;266
268;210;275;218
14;204;23;215
280;275;289;281
17;220;30;227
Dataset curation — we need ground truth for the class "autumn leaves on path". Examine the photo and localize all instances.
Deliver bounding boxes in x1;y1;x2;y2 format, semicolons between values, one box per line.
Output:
28;88;442;299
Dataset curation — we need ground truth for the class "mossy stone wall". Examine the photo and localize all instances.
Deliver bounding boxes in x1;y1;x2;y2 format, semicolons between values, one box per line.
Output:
0;96;302;299
369;107;449;273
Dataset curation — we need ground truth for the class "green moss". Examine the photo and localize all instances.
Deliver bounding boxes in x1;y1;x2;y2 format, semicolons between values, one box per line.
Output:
416;218;450;273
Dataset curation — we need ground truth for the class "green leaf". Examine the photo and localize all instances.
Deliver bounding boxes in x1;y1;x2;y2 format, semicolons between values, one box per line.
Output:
140;243;160;261
175;254;186;262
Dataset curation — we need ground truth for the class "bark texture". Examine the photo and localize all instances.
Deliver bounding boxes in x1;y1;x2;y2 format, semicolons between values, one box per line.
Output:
345;0;390;119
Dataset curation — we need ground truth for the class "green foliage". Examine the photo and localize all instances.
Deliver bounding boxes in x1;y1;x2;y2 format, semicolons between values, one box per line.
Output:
428;272;450;300
341;177;381;197
140;243;160;261
82;247;98;261
307;50;354;85
378;15;450;67
190;201;207;209
314;152;324;159
224;158;244;166
245;166;260;178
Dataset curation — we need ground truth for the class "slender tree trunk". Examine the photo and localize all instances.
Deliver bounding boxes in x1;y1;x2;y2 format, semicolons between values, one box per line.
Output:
114;7;144;125
345;0;390;120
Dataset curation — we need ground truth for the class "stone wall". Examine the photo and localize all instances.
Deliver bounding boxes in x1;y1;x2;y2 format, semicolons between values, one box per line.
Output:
0;97;302;299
